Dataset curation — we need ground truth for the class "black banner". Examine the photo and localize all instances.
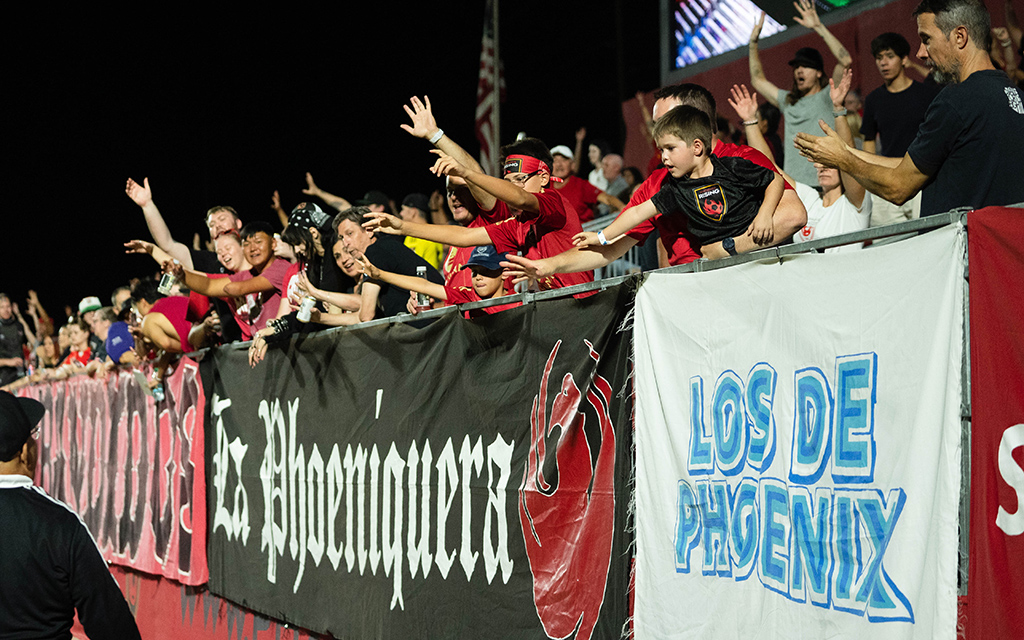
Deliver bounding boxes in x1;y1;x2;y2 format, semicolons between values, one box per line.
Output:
207;286;634;639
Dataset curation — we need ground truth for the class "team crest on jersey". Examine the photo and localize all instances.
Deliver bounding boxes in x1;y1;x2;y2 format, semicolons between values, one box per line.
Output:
693;184;726;221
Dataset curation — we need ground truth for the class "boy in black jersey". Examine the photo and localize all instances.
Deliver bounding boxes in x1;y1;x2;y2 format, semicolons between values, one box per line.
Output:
574;106;784;254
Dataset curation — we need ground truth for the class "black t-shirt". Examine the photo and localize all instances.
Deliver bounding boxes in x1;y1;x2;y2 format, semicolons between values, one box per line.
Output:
860;80;941;158
907;70;1024;216
0;317;26;386
362;235;444;319
650;155;776;244
188;248;242;343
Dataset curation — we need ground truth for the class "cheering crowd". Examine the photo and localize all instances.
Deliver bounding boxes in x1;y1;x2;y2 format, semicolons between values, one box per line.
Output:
2;0;1023;399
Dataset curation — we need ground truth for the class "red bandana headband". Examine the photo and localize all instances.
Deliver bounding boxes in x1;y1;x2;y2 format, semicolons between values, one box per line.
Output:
503;155;562;183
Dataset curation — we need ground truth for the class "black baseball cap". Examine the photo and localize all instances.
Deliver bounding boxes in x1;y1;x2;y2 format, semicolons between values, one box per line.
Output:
0;391;45;460
788;47;824;72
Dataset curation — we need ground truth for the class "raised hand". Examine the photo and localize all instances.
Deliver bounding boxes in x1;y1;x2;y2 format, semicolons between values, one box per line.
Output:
728;84;759;122
302;172;320;197
361;211;404;235
428;189;445;212
124;239;155;255
429;149;470;179
750;10;766;43
125;177;153;207
575;126;587;143
400;95;441;140
793;0;822;30
829;67;853;108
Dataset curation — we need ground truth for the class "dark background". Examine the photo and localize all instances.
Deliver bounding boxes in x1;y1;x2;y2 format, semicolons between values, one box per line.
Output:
4;3;659;320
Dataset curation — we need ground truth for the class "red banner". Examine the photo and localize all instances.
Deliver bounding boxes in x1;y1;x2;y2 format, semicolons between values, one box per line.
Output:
20;359;208;585
967;207;1024;638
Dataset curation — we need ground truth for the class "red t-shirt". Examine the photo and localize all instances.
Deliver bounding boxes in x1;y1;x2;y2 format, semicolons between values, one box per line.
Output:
553;175;602;223
151;295;193;352
226;259;290;340
60;348;91;367
622;141;793;265
444;283;521;318
483;189;594;291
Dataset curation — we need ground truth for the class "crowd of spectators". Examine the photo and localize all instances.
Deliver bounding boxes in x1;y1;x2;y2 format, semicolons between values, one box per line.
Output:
2;0;1022;395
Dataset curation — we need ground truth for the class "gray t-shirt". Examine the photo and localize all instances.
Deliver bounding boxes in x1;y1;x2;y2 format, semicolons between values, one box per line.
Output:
778;87;834;186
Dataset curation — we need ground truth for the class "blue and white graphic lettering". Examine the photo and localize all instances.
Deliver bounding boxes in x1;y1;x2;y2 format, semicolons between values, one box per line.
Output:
757;478;790;596
788;486;832;607
697;480;732;577
689;377;715;475
728;478;759;581
675;480;701;573
790;368;833;485
745;363;778;473
711;371;749;476
832;354;877;483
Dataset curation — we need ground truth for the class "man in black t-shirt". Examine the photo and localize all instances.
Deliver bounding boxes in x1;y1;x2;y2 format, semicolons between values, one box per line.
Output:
860;32;942;226
795;0;1024;217
333;207;443;321
0;296;26;387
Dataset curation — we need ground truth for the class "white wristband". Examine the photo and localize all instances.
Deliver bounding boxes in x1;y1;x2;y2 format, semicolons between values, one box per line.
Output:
598;230;610;245
429;129;444;144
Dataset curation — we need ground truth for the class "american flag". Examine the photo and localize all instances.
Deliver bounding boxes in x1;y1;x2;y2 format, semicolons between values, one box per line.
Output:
475;0;503;175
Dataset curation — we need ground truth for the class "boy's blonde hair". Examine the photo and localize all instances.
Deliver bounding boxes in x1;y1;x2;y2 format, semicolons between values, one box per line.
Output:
652;105;713;150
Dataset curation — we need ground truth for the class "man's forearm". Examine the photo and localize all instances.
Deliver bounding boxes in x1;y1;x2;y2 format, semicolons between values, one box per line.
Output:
373;271;447;301
815;24;852;67
466;171;537;211
398;220;492;248
182;270;222;297
435;136;484;175
597;192;625;211
550;239;636;274
840;153;918;204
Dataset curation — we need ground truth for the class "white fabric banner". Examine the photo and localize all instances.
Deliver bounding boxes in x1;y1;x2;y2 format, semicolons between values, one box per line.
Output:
634;226;964;639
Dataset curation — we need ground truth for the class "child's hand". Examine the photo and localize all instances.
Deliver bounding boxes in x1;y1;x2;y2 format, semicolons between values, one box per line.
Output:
356;255;380;280
572;231;601;247
430;150;470;178
747;213;775;245
362;211;404;235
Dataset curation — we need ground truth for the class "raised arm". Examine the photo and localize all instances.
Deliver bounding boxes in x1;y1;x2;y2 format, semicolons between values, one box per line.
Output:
271;190;288;227
302;173;352;211
401;97;497;210
749;12;782;106
12;304;37;346
573;127;587;173
124;239;175;267
729;84;796;186
828;70;866;207
357;255;448;302
364;211;493;248
430;151;541;212
125;177;195;269
793;0;853;85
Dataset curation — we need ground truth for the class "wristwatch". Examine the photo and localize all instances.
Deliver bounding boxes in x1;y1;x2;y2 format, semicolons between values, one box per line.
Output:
723;237;737;256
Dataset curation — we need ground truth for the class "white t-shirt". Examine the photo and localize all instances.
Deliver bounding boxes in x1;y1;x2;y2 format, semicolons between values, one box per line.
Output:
793;181;871;253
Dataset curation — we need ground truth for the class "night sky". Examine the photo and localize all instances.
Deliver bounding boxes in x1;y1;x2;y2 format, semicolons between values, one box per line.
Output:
5;3;659;319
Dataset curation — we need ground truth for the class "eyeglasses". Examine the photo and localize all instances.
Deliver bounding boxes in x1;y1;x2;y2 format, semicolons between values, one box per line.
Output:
504;170;542;186
30;425;40;439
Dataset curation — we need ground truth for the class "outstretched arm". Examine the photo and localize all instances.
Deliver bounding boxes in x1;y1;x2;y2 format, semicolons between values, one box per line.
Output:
125;177;195;269
501;236;637;283
363;211;493;247
357;255;448;302
125;239;175;267
749;12;782;106
793;0;853;85
401;96;496;210
431;150;539;212
573;200;658;248
794;124;929;204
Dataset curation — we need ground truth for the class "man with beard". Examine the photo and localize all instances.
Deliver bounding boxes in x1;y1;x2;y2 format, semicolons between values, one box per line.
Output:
795;0;1024;217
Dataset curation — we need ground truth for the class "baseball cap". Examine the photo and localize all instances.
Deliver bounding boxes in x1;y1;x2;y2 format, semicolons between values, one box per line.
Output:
105;322;135;364
401;193;430;215
463;246;504;272
788;47;824;72
549;145;574;160
0;391;45;461
78;296;102;315
354;190;391;208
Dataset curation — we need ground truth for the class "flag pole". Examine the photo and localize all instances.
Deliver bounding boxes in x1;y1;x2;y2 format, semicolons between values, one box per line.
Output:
492;0;500;176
